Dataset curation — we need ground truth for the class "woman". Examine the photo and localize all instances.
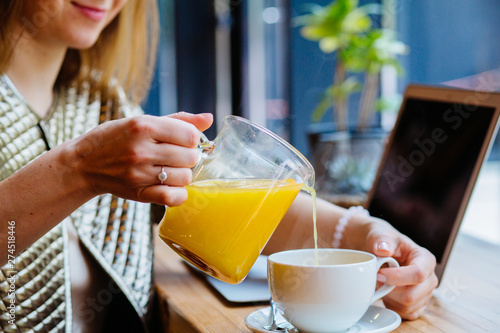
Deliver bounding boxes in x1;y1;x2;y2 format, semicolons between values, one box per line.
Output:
0;1;211;332
0;0;437;332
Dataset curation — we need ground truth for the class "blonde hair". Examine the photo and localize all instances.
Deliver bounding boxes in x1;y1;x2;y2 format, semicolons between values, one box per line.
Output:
0;0;159;105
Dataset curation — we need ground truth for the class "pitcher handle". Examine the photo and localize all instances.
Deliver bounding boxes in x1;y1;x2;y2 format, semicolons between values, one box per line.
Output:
198;131;214;154
193;131;215;176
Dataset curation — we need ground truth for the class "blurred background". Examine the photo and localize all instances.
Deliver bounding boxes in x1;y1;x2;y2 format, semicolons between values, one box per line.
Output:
143;0;500;244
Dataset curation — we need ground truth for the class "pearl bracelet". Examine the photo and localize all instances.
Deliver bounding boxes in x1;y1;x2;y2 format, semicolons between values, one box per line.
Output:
332;206;369;248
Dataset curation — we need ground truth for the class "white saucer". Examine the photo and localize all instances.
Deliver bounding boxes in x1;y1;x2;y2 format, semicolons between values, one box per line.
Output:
245;305;401;333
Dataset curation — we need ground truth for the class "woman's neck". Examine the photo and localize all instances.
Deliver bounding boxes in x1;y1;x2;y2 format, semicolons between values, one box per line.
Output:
6;31;67;119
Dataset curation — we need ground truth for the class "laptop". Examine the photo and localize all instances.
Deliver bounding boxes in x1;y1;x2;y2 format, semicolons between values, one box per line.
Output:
365;84;500;282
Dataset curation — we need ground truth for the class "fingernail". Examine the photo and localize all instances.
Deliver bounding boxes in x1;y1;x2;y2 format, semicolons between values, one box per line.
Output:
376;241;391;252
377;273;387;283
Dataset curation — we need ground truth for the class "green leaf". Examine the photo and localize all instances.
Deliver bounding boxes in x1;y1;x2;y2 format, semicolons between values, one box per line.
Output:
293;14;311;28
319;37;341;53
342;8;372;33
311;77;362;122
344;57;367;72
337;76;362;96
327;0;357;20
311;90;334;122
301;26;327;40
301;3;325;16
374;94;403;113
297;0;409;125
359;3;382;15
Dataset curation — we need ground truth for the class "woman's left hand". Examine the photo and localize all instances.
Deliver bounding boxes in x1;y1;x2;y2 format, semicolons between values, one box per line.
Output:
265;193;438;320
363;218;439;320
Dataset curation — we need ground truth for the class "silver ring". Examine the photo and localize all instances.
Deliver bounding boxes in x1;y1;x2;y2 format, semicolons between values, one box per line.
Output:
158;166;167;185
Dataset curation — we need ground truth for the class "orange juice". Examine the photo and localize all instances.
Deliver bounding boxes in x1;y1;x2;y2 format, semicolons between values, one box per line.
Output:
158;178;303;284
302;185;319;264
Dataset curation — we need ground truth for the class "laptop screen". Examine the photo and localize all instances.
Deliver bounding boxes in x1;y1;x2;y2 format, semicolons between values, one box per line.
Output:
367;97;496;264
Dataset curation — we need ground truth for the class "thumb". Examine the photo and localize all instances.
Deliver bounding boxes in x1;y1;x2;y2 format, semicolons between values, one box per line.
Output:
368;233;397;257
168;112;213;132
369;236;397;284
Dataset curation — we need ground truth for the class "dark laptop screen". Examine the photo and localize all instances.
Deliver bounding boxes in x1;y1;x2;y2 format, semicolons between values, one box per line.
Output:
367;98;495;262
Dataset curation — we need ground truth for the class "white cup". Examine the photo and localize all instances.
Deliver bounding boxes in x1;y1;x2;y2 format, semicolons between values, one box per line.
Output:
267;248;399;333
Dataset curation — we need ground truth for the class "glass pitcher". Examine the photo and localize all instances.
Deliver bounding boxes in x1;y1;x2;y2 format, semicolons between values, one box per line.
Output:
157;116;314;284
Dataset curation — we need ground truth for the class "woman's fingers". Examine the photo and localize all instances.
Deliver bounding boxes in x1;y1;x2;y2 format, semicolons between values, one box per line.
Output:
148;166;193;187
380;263;430;286
383;289;434;320
125;115;201;148
380;244;437;286
150;143;200;168
382;273;438;320
139;185;188;207
72;112;214;204
375;239;438;320
363;217;399;256
124;112;213;154
167;112;214;132
361;218;438;320
148;112;214;147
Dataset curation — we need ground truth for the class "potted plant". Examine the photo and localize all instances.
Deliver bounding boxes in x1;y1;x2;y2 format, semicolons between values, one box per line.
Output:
295;0;408;206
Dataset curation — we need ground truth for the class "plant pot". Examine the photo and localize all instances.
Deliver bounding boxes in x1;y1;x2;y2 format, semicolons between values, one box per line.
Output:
307;123;388;208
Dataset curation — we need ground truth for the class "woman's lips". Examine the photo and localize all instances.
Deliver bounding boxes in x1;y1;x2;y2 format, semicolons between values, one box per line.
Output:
71;2;107;21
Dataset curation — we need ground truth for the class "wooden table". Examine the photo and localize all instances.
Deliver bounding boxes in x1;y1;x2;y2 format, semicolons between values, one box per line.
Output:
153;228;500;333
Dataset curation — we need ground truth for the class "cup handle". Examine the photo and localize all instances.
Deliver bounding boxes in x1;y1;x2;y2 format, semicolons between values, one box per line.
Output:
371;257;399;303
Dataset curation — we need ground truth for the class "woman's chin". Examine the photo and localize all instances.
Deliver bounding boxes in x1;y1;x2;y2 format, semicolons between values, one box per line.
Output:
68;36;101;51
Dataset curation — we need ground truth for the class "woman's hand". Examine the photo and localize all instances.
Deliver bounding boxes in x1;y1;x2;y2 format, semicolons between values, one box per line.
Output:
266;193;438;320
362;218;439;320
63;112;213;207
0;112;213;256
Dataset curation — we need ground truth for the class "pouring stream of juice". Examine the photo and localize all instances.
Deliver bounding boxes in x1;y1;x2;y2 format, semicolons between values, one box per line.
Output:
302;185;319;265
